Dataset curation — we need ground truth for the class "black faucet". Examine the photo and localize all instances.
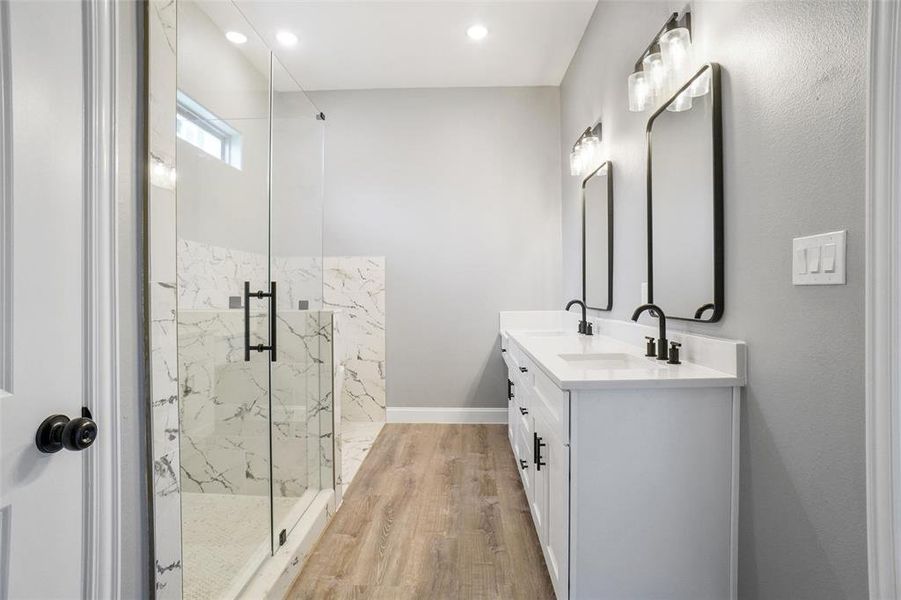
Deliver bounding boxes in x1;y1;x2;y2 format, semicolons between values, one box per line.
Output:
631;303;668;361
565;299;593;335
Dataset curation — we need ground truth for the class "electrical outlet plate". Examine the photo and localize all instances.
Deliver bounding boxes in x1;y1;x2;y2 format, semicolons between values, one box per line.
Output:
792;230;846;285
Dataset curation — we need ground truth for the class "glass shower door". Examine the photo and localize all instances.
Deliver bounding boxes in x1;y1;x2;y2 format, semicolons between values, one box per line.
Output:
176;3;333;595
176;1;274;596
268;56;333;551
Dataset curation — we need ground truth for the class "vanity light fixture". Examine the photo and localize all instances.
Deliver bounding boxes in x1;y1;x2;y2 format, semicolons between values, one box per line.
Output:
627;10;704;113
466;24;488;41
569;122;602;177
276;30;298;47
225;31;247;45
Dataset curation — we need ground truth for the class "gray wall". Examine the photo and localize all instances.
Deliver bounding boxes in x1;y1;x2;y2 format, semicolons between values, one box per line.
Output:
310;87;562;409
560;1;868;598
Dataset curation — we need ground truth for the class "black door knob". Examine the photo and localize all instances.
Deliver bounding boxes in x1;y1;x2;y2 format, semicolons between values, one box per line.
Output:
36;408;97;453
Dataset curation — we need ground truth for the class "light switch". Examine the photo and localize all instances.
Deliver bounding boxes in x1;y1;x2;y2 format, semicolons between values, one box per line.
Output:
822;243;836;272
806;246;820;272
792;230;846;285
795;249;807;274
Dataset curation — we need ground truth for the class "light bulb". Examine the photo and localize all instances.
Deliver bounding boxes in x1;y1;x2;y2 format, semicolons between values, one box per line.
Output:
660;27;692;88
276;31;298;47
466;24;488;41
628;71;651;112
225;31;247;44
688;68;711;98
642;52;667;103
666;89;693;112
150;158;176;190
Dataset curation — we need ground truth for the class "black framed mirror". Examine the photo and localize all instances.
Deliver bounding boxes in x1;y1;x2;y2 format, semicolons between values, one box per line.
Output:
583;161;613;311
647;63;723;322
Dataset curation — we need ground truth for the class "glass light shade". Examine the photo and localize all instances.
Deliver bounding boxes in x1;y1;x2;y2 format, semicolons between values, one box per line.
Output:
580;135;600;171
628;71;651;112
688;68;711;97
660;27;692;86
642;52;668;102
666;89;693;112
570;142;584;176
569;149;581;176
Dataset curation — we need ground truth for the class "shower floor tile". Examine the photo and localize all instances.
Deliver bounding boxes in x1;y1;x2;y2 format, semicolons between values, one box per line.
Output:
181;492;306;600
341;420;385;494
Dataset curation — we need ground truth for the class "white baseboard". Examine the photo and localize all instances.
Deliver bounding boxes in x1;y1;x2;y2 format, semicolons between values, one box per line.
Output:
386;407;507;424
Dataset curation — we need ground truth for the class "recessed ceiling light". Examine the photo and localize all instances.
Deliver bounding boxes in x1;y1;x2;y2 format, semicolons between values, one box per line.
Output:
276;31;298;47
466;24;488;41
225;31;247;44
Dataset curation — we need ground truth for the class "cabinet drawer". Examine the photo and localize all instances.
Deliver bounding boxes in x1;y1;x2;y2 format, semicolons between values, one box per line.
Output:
514;381;533;438
509;345;535;386
531;367;569;443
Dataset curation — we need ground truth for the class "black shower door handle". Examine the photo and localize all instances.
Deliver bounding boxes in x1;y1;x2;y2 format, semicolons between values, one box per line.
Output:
243;281;277;362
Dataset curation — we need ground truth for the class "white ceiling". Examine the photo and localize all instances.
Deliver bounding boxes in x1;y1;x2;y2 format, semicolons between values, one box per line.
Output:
233;1;598;91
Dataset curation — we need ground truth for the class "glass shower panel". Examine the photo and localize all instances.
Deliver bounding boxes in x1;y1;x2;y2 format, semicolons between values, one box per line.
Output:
269;56;332;550
176;1;273;597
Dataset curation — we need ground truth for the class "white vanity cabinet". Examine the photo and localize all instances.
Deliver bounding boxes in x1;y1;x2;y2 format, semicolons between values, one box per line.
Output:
499;312;746;600
503;342;570;600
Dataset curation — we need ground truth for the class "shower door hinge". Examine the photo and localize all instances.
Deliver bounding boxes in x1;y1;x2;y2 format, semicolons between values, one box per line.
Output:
279;528;287;547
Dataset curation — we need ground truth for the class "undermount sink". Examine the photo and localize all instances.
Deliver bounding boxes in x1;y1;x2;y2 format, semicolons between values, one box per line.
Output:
523;330;569;336
557;352;658;370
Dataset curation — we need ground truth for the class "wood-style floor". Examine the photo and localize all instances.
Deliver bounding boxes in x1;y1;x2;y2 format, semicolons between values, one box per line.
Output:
286;424;555;599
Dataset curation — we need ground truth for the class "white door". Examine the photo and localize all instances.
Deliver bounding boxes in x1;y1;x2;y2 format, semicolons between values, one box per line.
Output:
0;1;113;597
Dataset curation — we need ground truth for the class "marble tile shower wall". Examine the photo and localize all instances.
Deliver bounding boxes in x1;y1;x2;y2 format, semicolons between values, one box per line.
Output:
176;240;387;424
324;257;386;422
177;239;323;311
148;0;182;597
178;309;330;497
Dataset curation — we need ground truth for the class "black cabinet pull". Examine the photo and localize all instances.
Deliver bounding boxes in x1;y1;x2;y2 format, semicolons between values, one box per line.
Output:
533;431;547;470
519;407;528;415
519;366;528;373
243;281;277;362
519;459;529;470
507;380;514;401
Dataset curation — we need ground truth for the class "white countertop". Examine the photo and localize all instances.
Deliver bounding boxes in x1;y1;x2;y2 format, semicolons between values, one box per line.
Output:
503;328;744;391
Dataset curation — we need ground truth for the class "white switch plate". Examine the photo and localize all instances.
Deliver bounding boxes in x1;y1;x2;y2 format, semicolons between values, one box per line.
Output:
792;230;846;285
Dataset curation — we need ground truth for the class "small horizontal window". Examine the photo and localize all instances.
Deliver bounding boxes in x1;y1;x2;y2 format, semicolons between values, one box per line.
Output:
176;90;242;169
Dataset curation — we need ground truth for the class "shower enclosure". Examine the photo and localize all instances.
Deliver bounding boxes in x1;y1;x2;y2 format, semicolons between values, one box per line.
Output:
175;2;332;597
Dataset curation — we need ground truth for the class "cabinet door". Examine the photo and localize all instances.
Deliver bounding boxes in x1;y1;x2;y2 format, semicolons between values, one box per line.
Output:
531;430;548;541
544;429;569;599
517;423;533;501
507;377;516;442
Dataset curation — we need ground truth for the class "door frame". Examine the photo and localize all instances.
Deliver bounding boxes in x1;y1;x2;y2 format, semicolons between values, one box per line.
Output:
0;0;11;395
82;0;124;597
866;0;901;597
